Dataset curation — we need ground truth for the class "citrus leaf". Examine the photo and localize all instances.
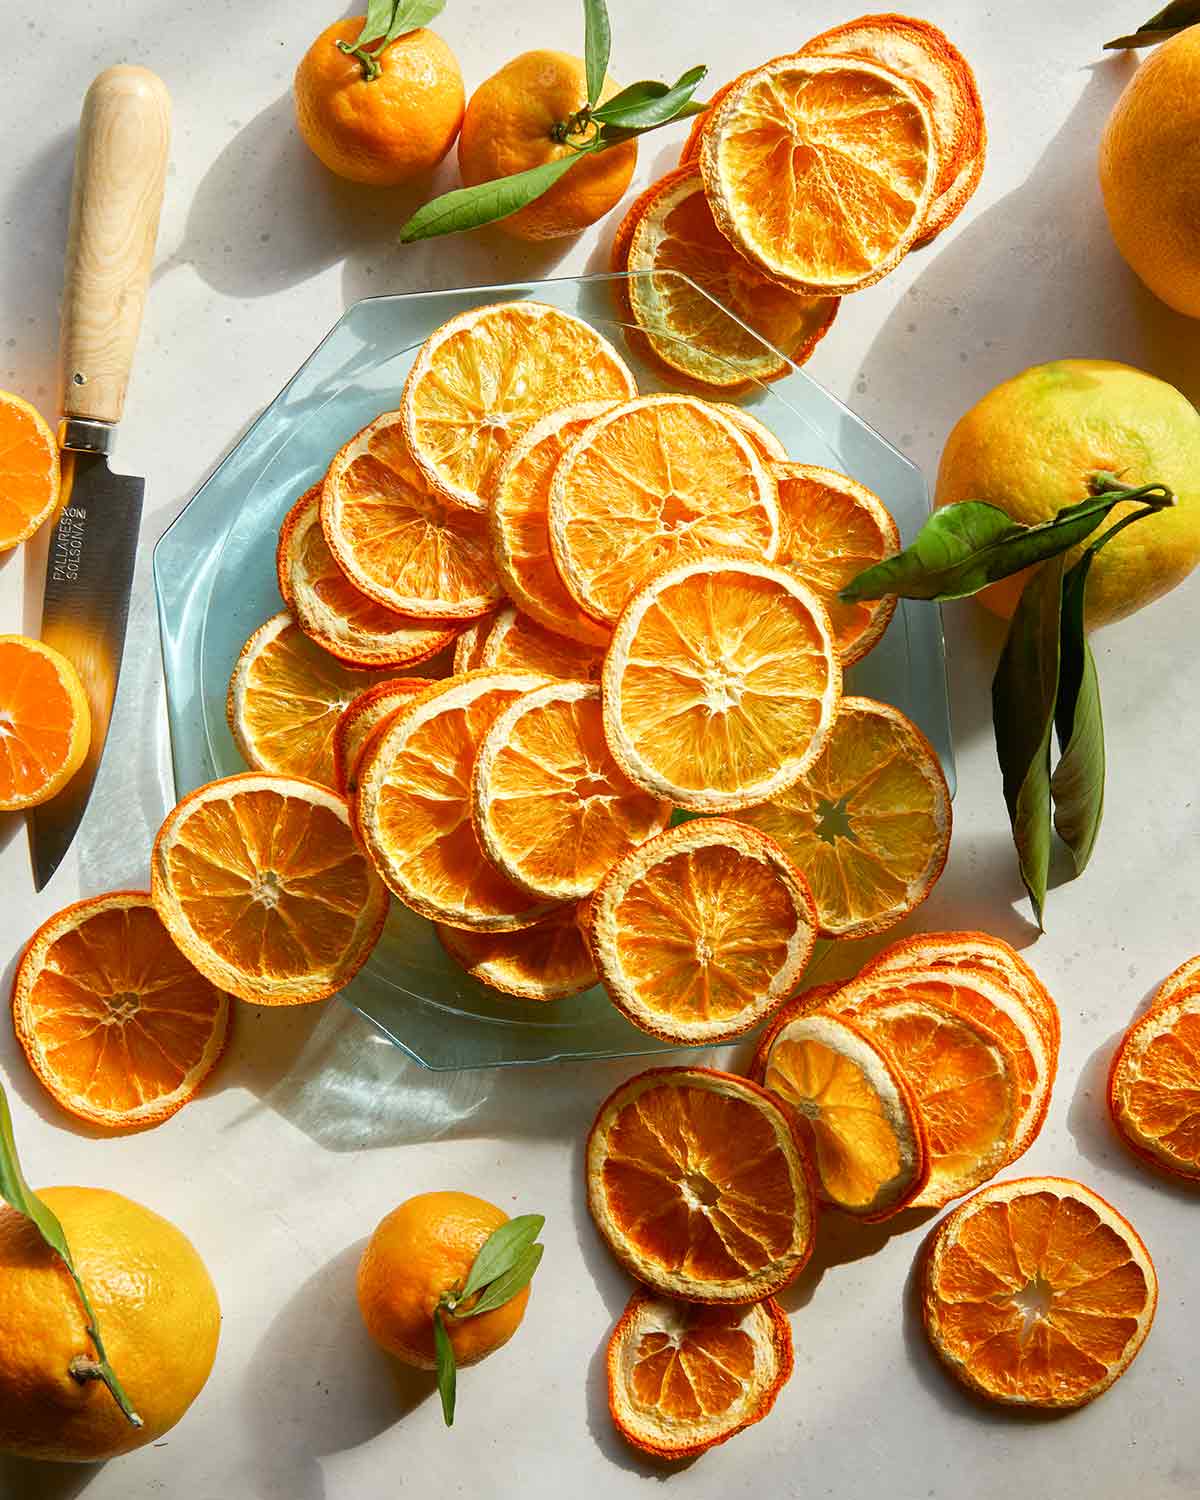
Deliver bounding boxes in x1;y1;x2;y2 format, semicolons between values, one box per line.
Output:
591;78;670;114
458;1213;544;1302
464;1243;544;1318
591;64;708;130
433;1306;456;1427
583;0;612;106
1050;556;1104;875
385;0;446;42
353;0;401;47
399;154;585;242
1106;0;1200;46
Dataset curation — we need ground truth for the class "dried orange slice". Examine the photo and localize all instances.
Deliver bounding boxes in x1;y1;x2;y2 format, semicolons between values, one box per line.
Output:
602;556;840;811
331;678;433;796
770;465;900;666
452;616;494;673
607;1288;793;1460
400;301;637;511
678;78;740;165
922;1177;1158;1409
480;606;604;682
0;635;90;811
699;55;938;294
714;405;788;462
227;613;399;788
355;672;560;931
277;486;457;667
151;773;389;1005
751;1005;930;1220
436;904;596;1001
588;819;816;1044
11;891;231;1131
736;697;950;938
0;391;59;550
586;1066;817;1302
1147;953;1200;1010
489;401;616;646
472;680;670;902
548;395;779;624
1109;986;1200;1181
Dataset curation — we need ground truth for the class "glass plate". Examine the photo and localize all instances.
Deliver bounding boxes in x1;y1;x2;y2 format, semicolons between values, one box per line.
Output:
154;271;953;1071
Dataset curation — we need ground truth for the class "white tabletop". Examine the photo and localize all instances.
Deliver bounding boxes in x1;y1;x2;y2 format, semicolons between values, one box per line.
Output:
3;3;1199;1496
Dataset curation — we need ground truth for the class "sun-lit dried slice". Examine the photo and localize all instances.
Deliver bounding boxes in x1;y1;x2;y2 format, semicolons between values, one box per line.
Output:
678;77;741;165
452;616;494;672
400;301;637;511
602;556;840;811
736;697;949;938
481;605;604;682
1148;954;1200;1011
586;1066;817;1302
436;903;596;1001
1108;986;1200;1181
11;891;231;1130
473;680;670;902
151;773;389;1005
331;678;433;796
714;405;788;462
588;819;816;1044
699;55;938;294
0;635;90;811
548;395;780;625
922;1176;1158;1409
607;1288;793;1460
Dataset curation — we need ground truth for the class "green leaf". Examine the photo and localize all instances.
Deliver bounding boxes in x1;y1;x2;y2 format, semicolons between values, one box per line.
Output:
1106;0;1200;46
385;0;446;43
583;0;612;106
458;1214;544;1302
591;64;708;131
1050;555;1104;875
399;154;585;242
462;1244;544;1318
354;0;401;47
433;1307;456;1427
590;78;670;115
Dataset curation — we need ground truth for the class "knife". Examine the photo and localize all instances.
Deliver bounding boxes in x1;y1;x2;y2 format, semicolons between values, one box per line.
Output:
28;66;171;890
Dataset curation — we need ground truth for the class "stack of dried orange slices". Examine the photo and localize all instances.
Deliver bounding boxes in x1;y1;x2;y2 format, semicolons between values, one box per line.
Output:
612;13;986;390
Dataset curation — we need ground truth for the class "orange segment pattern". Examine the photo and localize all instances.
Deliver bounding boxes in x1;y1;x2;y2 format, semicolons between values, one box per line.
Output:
0;638;87;805
482;608;604;681
630;1312;758;1419
1110;993;1200;1178
0;393;59;550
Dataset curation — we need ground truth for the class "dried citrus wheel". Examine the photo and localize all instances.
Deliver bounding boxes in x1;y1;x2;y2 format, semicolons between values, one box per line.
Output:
735;697;949;938
480;606;604;682
588;819;817;1044
355;672;560;931
922;1177;1158;1409
0;391;59;550
452;616;494;672
489;401;616;646
151;773;389;1005
770;465;900;666
400;301;637;511
714;405;788;462
750;1006;930;1220
332;678;433;796
0;635;90;811
548;395;779;625
586;1066;817;1302
699;55;937;294
277;487;457;667
607;1287;793;1460
227;613;399;788
602;556;840;812
1147;953;1200;1010
10;891;232;1131
1108;987;1200;1181
436;903;596;1001
472;680;670;903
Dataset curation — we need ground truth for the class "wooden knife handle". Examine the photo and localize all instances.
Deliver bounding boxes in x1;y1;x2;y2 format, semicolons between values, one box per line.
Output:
61;66;171;427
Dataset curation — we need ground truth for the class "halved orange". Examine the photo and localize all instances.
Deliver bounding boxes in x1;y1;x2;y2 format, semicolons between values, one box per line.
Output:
735;696;950;938
436;904;596;1001
151;773;389;1005
607;1288;793;1460
548;394;780;625
332;678;433;796
400;301;637;511
355;672;560;931
922;1177;1158;1409
751;1005;930;1220
602;556;840;811
0;391;59;550
770;465;900;666
588;819;817;1044
472;680;670;903
11;891;231;1130
586;1066;817;1302
452;616;494;673
715;405;788;462
699;55;938;293
0;635;90;810
277;486;457;667
1108;986;1200;1181
481;605;604;682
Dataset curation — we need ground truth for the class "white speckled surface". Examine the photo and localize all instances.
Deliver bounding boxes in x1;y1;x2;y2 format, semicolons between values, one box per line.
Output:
2;4;1200;1497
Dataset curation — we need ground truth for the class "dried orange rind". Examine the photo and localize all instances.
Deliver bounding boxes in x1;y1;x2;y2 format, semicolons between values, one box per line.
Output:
480;605;604;682
436;903;596;1001
1109;984;1200;1182
331;678;433;796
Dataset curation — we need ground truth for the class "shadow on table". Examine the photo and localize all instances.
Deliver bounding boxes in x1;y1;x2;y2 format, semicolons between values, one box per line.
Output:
0;1455;102;1500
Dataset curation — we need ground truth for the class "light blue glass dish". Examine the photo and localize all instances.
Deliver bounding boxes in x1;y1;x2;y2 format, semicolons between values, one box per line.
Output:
153;271;952;1071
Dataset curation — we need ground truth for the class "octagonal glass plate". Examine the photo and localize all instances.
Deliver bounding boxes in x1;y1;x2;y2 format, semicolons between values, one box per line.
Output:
154;271;953;1071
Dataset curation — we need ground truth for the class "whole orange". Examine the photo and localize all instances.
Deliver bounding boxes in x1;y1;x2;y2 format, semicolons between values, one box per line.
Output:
457;50;638;240
295;19;465;186
357;1191;531;1369
0;1187;220;1463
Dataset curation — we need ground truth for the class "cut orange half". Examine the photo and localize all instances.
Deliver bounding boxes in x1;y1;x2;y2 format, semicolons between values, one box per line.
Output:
481;605;604;682
602;556;841;811
548;394;780;624
400;301;637;511
472;680;671;903
736;696;950;938
332;678;433;797
922;1177;1158;1409
1108;987;1200;1181
436;904;596;1001
0;635;90;811
607;1288;793;1460
0;390;59;551
699;55;938;294
588;819;817;1044
151;773;389;1005
11;891;231;1131
586;1066;817;1302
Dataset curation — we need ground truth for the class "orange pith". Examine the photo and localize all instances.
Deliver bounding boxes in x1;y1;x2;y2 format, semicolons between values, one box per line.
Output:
481;606;604;682
11;892;231;1130
0;391;59;550
586;1067;816;1302
1108;985;1200;1180
922;1177;1158;1409
0;635;91;810
332;678;433;796
436;903;596;1001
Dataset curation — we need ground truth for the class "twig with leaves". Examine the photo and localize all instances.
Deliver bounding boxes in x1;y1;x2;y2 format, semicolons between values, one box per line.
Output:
336;0;447;80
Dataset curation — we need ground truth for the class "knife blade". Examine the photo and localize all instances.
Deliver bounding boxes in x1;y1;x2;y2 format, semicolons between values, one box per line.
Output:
28;65;170;890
